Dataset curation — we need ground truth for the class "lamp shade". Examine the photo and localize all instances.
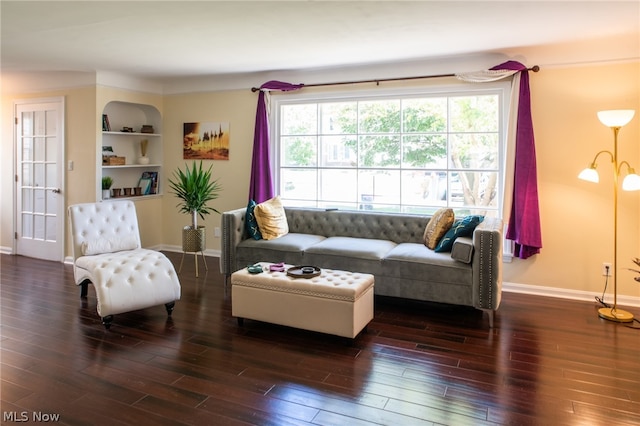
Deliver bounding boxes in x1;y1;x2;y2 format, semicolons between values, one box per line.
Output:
622;173;640;191
578;167;599;183
597;110;635;127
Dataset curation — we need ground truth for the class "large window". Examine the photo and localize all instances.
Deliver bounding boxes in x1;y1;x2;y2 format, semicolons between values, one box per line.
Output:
273;84;508;218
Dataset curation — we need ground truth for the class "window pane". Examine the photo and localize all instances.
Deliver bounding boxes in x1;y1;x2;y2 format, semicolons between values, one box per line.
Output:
449;95;499;132
320;136;357;167
319;169;357;202
22;213;33;238
402;134;447;168
45;216;56;241
358;100;400;133
401;171;447;207
280;168;317;200
359;135;400;168
358;170;400;207
402;97;447;132
22;137;33;161
450;133;499;169
449;171;498;208
46;137;57;161
281;136;317;166
320;102;357;134
282;104;317;135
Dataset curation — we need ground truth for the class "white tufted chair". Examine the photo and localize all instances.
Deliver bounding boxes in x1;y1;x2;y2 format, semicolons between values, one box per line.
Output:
68;201;181;329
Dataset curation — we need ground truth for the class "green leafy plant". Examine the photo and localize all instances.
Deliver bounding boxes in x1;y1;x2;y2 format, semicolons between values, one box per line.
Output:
168;161;222;228
101;176;113;190
629;258;640;283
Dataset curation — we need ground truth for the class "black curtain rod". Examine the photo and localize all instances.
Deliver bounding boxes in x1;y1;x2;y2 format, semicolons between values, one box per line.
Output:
251;65;540;92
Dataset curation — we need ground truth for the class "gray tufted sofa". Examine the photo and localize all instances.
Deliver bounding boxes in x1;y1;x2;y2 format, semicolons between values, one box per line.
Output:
220;207;503;326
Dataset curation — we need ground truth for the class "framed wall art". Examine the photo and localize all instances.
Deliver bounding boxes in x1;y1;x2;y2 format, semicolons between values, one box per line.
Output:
183;122;230;160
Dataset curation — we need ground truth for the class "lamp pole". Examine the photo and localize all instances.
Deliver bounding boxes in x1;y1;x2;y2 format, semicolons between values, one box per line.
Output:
598;125;634;322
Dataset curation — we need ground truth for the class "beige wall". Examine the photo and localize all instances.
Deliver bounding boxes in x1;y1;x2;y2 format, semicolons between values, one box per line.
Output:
2;61;639;299
509;61;639;297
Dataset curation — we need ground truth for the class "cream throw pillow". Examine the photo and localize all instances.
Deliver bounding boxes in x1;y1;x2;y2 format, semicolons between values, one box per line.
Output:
254;196;289;240
423;208;454;249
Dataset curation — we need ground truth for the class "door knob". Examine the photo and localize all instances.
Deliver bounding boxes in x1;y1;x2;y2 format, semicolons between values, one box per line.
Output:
52;188;61;194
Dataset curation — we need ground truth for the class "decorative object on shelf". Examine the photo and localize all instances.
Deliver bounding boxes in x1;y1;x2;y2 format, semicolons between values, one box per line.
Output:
182;121;230;160
103;156;125;165
120;127;134;133
578;109;640;323
111;188;122;198
140;125;154;133
101;176;113;200
102;145;125;165
169;161;222;277
102;114;111;131
138;139;150;164
139;171;158;195
134;186;142;196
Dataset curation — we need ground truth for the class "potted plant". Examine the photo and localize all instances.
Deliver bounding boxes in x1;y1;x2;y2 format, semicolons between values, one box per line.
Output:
101;176;113;200
138;139;150;164
168;161;222;253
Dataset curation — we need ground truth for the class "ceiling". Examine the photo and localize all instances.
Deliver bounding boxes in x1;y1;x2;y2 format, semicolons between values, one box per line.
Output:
2;1;639;84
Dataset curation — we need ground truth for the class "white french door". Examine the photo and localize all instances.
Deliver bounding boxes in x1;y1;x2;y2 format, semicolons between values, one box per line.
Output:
15;98;65;261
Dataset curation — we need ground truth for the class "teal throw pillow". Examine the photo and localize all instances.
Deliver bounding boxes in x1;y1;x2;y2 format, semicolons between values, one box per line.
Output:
245;200;263;240
434;215;484;253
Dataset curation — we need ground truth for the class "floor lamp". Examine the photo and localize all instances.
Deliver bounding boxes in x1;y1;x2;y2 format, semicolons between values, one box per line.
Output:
578;109;640;323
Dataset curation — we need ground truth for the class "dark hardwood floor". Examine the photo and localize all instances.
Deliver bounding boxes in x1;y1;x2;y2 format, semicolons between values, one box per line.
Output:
1;253;639;426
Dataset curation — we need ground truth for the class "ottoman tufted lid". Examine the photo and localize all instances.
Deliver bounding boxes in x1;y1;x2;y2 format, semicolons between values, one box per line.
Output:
231;262;374;302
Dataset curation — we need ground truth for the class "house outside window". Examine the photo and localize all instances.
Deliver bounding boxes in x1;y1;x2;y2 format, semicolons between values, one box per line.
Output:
272;82;510;218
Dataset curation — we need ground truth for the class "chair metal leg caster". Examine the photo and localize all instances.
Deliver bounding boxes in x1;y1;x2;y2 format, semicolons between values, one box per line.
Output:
165;302;175;316
102;315;113;329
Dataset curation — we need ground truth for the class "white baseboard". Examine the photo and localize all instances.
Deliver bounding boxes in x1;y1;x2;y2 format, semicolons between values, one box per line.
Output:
503;281;640;308
0;246;13;255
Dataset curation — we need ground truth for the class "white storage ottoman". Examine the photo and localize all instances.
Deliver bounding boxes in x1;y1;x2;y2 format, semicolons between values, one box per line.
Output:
231;263;374;338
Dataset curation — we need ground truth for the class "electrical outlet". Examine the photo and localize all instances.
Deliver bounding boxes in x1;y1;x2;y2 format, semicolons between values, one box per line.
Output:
214;227;221;238
602;262;612;276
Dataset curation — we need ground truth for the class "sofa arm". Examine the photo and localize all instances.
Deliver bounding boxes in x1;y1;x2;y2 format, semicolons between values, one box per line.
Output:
471;217;503;312
220;207;248;276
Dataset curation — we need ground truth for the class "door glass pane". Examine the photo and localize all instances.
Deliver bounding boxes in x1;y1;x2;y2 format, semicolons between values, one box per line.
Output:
22;213;33;238
22;112;33;136
46;137;57;161
34;189;45;214
22;137;33;160
34;163;45;187
34;137;46;161
46;163;56;188
46;110;57;134
34;110;46;135
34;214;44;239
45;216;56;241
22;163;32;186
22;188;33;211
46;190;56;214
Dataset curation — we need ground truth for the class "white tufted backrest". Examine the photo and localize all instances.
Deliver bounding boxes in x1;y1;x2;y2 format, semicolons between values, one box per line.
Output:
68;201;142;261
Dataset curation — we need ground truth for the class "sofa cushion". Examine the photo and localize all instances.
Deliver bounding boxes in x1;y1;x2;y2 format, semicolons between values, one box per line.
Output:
384;242;472;285
254;196;289;240
434;215;484;253
305;237;396;260
451;237;474;263
238;233;325;252
245;200;262;240
423;208;454;249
